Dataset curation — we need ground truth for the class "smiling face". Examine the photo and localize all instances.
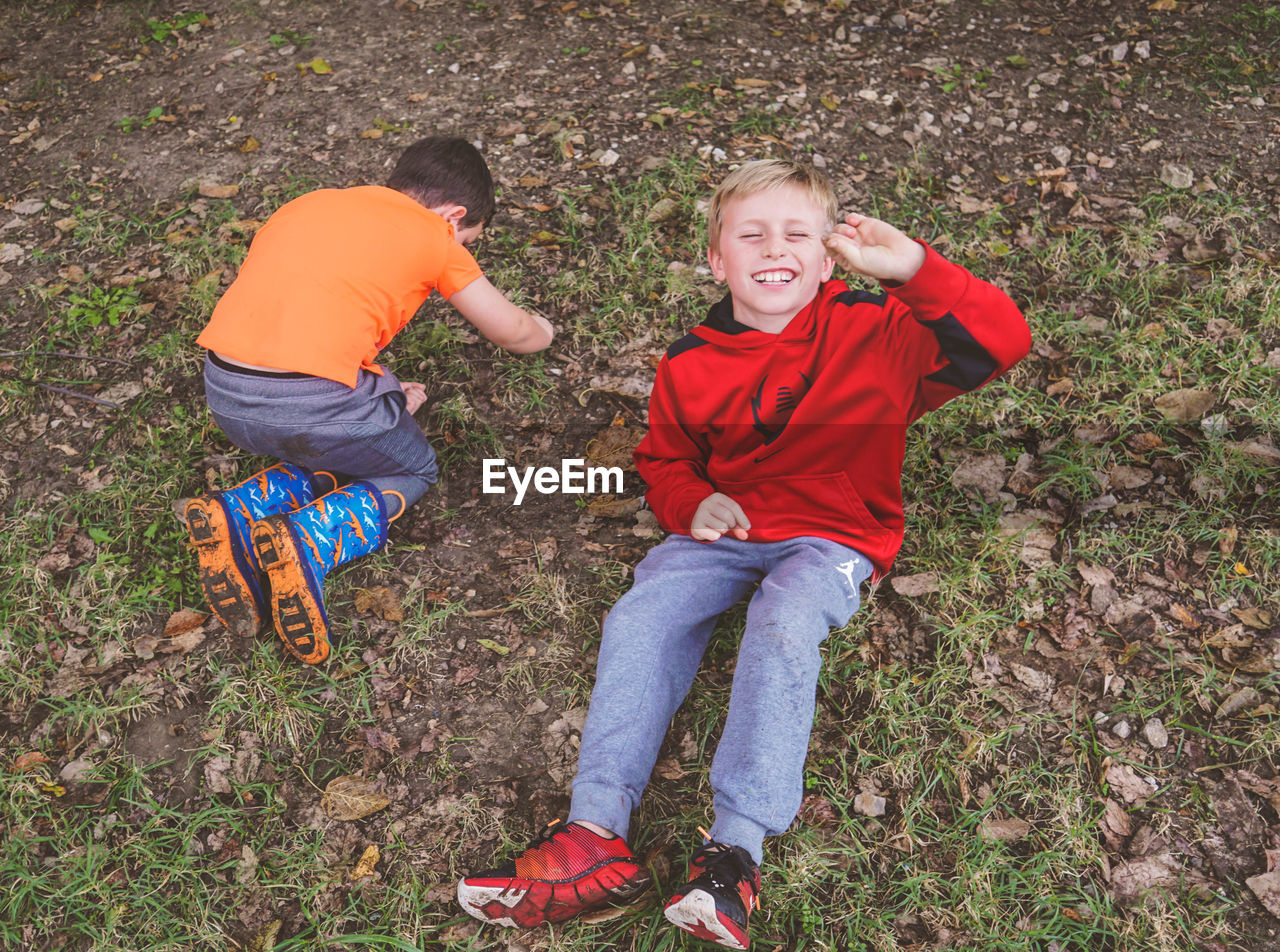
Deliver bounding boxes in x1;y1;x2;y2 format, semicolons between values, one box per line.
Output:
707;183;835;333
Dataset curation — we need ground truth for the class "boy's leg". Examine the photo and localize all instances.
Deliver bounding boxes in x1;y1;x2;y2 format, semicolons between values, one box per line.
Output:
204;357;438;515
457;535;761;930
185;463;331;636
570;535;761;839
252;481;390;664
663;538;869;949
707;538;872;863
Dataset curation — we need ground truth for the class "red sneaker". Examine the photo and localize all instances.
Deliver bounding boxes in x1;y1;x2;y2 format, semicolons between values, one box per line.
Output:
663;831;761;950
457;820;651;928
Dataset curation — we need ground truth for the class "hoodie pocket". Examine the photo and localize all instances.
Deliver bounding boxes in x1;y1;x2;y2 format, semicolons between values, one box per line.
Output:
715;471;886;539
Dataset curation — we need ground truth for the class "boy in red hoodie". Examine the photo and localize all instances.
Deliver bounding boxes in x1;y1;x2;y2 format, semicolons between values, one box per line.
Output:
457;159;1030;949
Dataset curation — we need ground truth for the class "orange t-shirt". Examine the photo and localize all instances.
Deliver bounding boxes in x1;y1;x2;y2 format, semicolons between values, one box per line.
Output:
197;186;483;387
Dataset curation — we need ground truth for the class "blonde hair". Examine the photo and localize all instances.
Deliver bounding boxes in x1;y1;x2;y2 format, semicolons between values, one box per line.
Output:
708;159;838;251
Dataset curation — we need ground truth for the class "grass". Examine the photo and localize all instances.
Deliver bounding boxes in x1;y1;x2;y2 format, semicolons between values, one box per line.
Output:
0;129;1276;952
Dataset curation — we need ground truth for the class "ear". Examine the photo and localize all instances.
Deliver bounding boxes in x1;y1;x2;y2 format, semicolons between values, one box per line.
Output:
707;245;725;282
821;252;835;282
431;203;468;227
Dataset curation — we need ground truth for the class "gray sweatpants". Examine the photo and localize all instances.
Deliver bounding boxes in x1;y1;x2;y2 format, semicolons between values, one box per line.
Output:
569;533;872;863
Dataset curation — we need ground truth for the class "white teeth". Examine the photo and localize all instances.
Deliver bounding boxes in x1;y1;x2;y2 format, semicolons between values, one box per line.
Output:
753;270;794;283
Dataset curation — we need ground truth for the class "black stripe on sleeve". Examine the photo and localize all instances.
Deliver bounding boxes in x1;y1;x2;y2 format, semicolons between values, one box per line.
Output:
920;312;999;391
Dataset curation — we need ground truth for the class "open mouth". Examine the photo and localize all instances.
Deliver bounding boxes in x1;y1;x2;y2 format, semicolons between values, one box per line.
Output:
752;269;796;285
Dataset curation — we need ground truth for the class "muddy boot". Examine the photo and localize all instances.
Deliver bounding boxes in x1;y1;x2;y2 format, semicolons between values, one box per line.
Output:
185;463;332;637
251;481;392;664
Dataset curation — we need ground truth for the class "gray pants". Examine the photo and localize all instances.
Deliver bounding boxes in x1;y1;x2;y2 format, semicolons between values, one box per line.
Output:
202;354;438;509
569;533;872;863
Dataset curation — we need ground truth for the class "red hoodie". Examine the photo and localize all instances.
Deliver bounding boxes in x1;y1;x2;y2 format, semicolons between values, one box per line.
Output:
634;243;1031;575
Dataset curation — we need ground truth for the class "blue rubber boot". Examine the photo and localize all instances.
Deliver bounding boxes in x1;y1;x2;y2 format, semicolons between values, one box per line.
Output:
185;463;331;637
250;481;390;664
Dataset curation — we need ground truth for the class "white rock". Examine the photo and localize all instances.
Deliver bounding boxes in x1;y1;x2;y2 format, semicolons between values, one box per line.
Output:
1159;162;1194;189
1144;717;1169;748
599;149;620;167
853;793;887;817
1135;40;1151;60
1112;42;1130;62
1112;720;1132;740
1051;145;1072;166
1075;53;1095;67
1201;413;1230;437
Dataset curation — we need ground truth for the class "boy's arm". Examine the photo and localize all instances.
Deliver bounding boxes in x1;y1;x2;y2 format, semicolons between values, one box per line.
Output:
634;357;719;536
826;213;1030;416
449;277;555;353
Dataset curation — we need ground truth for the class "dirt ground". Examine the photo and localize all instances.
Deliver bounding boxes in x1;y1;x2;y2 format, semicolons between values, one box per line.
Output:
2;0;1279;948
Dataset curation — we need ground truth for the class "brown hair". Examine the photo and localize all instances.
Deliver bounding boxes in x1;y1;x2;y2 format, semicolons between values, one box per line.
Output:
386;136;495;228
708;159;837;251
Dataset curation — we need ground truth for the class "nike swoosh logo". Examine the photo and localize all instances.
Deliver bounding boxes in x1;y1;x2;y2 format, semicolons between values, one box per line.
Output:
753;448;784;464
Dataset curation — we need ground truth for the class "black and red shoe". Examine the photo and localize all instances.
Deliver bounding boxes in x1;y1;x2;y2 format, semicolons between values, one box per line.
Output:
663;830;761;950
457;820;651;928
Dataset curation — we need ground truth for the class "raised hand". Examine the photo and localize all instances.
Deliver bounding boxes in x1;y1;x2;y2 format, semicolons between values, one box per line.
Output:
824;212;926;285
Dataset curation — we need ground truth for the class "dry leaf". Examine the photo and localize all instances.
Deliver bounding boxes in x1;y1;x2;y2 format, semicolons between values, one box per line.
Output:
890;572;940;597
13;751;52;772
162;609;208;638
1154;388;1214;421
350;844;380;880
321;775;391;820
980;816;1032;841
1246;871;1280;919
586;495;642;518
198;183;240;199
1104;761;1156;805
239;135;261;153
248;919;282;952
353;586;404;621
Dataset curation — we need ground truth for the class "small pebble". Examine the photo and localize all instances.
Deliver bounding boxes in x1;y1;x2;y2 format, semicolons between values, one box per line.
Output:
1144;717;1169;748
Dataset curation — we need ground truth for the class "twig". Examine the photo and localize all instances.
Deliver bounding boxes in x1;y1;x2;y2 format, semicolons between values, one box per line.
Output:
0;350;132;366
31;382;119;408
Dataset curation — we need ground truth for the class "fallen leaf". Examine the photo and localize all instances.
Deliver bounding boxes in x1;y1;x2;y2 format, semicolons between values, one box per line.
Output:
303;56;332;74
1110;851;1184;904
248;919;282;952
890;572;940;597
1104;761;1156;805
162;609;208;638
353;586;403;621
13;751;52;772
477;638;510;655
1154;388;1215;422
321;775;391;820
980;816;1032;841
1099;798;1133;850
350;844;380;880
198;183;240;199
1215;687;1263;719
586;495;642;518
239;135;261;153
1246;871;1280;919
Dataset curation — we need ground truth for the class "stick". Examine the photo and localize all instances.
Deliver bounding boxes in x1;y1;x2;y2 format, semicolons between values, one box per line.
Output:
0;350;132;366
31;382;119;408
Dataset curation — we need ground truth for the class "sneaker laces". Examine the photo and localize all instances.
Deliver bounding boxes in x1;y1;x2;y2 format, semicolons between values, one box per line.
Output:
691;827;759;904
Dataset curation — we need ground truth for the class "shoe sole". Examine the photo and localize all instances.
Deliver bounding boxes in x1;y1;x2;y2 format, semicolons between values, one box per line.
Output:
664;889;748;950
458;865;650;928
252;517;330;664
186;496;262;638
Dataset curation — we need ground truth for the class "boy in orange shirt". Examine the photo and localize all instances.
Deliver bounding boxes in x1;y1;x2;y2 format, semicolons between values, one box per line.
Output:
187;136;553;664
